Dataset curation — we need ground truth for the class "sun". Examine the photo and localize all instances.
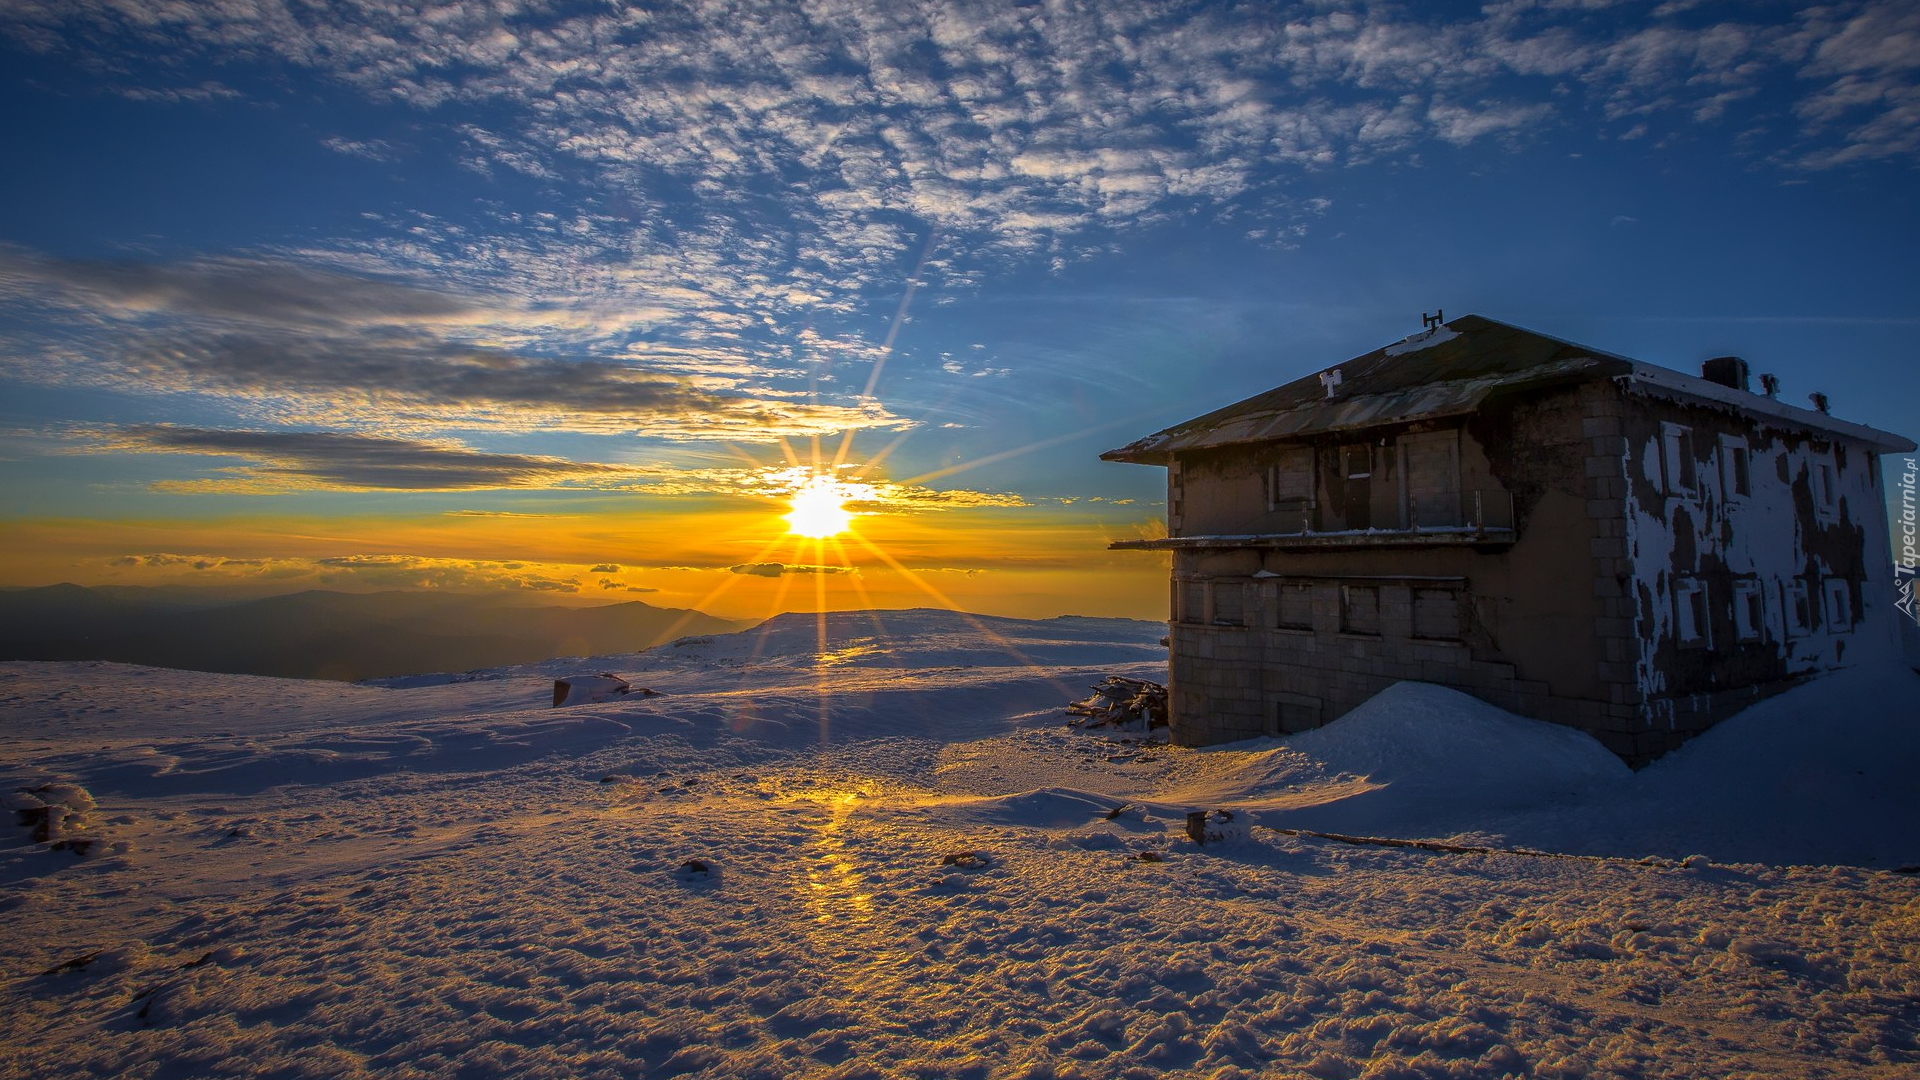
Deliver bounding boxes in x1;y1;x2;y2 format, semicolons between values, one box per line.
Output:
784;475;855;538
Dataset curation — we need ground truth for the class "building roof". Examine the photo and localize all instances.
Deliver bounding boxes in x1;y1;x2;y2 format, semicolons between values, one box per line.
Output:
1101;314;1914;464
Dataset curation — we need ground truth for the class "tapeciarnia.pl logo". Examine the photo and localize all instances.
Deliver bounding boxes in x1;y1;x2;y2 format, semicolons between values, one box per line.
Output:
1897;457;1918;627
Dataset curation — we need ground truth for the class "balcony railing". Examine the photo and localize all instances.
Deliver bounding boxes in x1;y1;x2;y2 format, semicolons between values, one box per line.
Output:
1111;489;1517;551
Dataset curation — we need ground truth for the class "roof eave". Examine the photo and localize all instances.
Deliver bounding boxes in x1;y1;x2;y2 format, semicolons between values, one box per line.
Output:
1622;366;1916;454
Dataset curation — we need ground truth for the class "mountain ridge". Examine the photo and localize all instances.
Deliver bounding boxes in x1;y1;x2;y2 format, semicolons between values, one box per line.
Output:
0;584;749;681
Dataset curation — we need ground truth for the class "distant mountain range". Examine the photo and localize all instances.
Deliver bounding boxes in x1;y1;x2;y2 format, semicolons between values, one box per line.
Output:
0;584;749;681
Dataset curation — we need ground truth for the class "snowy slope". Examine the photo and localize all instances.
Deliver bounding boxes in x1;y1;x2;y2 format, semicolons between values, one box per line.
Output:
2;609;1916;1080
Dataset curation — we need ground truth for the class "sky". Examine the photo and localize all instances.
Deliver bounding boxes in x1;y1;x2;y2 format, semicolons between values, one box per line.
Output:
0;0;1915;622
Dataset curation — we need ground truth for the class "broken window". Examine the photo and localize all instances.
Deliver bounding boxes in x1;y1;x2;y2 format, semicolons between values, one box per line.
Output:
1731;579;1764;642
1673;577;1709;648
1782;579;1812;638
1276;582;1315;631
1341;584;1380;636
1823;578;1852;631
1661;423;1697;496
1412;588;1463;641
1212;580;1245;626
1720;435;1751;499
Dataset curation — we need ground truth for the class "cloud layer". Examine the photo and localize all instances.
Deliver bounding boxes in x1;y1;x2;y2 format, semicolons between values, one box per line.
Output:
2;0;1913;506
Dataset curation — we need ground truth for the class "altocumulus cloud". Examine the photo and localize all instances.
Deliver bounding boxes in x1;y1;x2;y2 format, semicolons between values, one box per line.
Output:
2;1;1911;366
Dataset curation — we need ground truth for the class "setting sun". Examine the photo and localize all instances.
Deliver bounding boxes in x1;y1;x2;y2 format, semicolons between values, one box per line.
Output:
783;474;855;538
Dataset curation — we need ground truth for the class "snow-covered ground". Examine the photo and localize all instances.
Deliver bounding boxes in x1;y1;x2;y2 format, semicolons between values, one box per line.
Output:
2;608;1916;1079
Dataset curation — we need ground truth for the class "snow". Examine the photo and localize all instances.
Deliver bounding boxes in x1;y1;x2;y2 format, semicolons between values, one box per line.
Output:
2;608;1917;1079
1382;325;1461;357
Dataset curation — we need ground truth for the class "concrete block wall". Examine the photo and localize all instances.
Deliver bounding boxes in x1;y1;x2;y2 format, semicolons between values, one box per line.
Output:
1168;578;1617;750
1576;380;1651;759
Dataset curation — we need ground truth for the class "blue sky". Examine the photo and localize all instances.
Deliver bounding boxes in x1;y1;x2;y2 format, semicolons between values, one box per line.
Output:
0;0;1914;616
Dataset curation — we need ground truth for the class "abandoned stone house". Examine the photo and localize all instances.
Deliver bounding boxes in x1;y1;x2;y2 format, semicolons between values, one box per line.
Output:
1104;314;1915;764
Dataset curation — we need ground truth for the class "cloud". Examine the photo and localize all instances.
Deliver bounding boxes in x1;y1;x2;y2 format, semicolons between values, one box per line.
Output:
589;563;621;574
0;248;487;329
15;1;1905;295
0;248;913;440
309;555;585;593
94;551;678;594
728;562;857;577
3;0;1912;455
92;425;644;492
444;509;562;518
108;553;269;571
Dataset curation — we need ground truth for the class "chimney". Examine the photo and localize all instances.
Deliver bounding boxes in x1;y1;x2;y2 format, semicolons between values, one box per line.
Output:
1701;356;1749;391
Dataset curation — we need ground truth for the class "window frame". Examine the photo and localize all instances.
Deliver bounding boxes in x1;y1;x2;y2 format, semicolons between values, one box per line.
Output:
1719;435;1752;500
1673;577;1710;648
1731;578;1765;643
1822;578;1852;632
1661;422;1698;497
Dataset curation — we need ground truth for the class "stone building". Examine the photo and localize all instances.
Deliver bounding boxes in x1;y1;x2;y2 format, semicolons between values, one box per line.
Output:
1104;315;1914;764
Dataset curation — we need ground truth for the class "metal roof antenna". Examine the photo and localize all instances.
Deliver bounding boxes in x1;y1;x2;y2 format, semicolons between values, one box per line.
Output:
1422;309;1445;330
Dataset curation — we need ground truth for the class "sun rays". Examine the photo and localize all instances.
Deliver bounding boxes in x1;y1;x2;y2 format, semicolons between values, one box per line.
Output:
782;473;856;538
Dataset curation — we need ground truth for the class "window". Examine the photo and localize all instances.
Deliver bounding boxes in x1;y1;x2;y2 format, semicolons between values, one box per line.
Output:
1403;429;1463;528
1720;436;1751;499
1412;588;1463;641
1782;579;1812;638
1810;458;1838;520
1270;694;1324;736
1823;578;1852;632
1276;582;1315;631
1731;579;1765;642
1264;447;1315;514
1673;577;1709;648
1212;580;1245;626
1179;579;1205;625
1341;585;1380;636
1661;423;1697;495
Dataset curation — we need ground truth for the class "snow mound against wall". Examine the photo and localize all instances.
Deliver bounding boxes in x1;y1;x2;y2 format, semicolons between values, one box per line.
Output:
1220;682;1630;838
1567;663;1920;866
1290;682;1629;789
653;609;1166;670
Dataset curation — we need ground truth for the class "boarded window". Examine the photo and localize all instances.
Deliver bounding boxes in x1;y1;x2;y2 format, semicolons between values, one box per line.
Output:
1270;694;1323;736
1264;447;1315;512
1783;579;1812;638
1212;580;1245;626
1412;588;1463;641
1341;585;1380;636
1402;429;1461;528
1731;579;1764;642
1674;577;1709;647
1720;436;1751;499
1179;579;1205;625
1823;578;1852;631
1276;582;1315;631
1661;423;1697;495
